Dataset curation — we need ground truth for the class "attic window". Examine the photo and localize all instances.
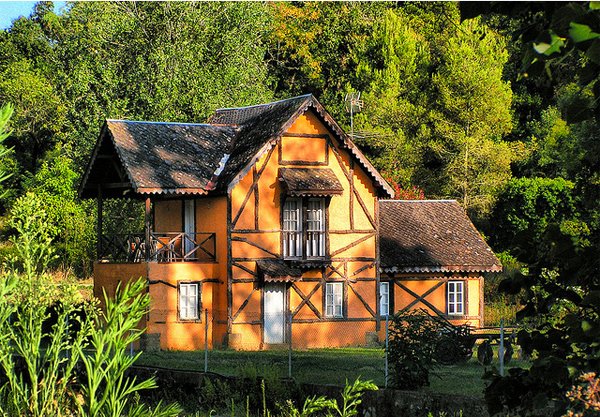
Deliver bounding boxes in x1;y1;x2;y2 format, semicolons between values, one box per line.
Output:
278;168;343;197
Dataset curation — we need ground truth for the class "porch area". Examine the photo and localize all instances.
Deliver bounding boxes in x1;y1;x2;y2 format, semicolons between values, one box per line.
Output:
98;231;216;263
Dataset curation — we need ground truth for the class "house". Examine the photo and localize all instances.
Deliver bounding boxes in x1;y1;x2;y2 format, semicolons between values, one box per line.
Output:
79;94;500;350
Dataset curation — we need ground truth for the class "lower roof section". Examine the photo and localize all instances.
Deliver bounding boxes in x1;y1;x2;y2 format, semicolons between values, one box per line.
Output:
379;200;502;274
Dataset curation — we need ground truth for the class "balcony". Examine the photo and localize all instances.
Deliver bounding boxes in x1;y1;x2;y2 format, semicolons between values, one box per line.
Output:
98;232;216;263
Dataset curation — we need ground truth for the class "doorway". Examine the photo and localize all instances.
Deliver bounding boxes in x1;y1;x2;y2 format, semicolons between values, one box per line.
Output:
264;283;286;344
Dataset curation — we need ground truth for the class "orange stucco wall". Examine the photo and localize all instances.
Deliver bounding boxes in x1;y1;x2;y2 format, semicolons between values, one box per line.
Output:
154;200;182;232
94;195;229;351
385;273;484;328
93;262;148;330
229;109;380;349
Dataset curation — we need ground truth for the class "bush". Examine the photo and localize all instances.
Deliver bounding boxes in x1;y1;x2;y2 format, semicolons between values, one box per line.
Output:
388;309;474;389
388;310;435;389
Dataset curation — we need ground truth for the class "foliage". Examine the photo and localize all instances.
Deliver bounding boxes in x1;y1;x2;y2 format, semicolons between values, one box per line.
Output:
77;279;180;417
20;153;96;275
483;301;520;327
387;309;474;389
388;309;440;389
278;378;377;417
0;201;179;416
7;191;58;275
492;176;585;265
565;372;600;417
428;18;515;218
0;104;14;201
433;321;475;366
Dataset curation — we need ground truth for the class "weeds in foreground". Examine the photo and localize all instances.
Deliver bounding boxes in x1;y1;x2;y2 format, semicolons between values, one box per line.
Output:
0;204;180;416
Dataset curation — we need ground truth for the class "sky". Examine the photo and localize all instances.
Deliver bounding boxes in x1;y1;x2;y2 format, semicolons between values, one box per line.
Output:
0;1;66;30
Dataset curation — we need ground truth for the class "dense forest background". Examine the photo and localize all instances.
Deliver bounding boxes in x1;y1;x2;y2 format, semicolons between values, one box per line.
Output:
0;1;595;293
1;2;599;413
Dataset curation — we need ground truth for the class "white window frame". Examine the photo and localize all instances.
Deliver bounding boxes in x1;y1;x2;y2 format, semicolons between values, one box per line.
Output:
380;282;390;317
325;282;343;318
282;197;326;259
305;198;325;257
283;198;302;258
179;282;200;321
447;281;464;316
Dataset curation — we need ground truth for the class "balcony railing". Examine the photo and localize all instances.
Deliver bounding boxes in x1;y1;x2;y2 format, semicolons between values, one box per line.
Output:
98;232;216;263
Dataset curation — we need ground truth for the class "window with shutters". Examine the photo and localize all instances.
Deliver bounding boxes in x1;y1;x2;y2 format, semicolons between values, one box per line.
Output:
282;198;326;259
178;282;200;321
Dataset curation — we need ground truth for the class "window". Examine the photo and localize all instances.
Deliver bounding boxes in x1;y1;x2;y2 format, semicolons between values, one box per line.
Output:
325;282;343;318
380;282;390;316
179;282;200;320
447;281;464;315
282;198;326;258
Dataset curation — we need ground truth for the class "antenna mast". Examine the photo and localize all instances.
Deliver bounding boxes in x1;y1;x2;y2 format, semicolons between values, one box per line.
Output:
344;92;363;139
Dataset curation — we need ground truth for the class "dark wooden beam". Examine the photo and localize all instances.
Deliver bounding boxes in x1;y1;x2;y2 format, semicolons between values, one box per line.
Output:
145;197;151;261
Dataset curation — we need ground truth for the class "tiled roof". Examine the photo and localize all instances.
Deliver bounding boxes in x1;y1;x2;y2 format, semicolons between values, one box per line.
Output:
256;259;302;282
278;168;343;197
107;121;236;194
80;94;394;198
379;200;502;273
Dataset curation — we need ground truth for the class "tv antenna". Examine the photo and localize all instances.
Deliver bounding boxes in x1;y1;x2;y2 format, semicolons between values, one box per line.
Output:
344;92;363;139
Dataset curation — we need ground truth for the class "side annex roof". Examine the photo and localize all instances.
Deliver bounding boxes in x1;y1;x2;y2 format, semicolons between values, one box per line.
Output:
379;200;502;273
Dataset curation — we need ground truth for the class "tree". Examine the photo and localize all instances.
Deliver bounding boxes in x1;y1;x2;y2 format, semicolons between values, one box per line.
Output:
352;8;431;188
427;19;515;218
0;104;14;200
459;4;600;415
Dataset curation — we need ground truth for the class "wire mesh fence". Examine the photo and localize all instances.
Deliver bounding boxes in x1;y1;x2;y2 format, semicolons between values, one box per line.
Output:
135;308;391;386
133;309;519;388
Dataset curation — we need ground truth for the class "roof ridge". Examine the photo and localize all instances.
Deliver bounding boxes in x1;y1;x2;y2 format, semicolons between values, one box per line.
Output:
214;94;313;112
106;119;217;127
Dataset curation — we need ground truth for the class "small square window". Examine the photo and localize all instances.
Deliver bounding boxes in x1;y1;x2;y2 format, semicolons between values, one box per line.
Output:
325;282;343;318
447;281;464;316
179;282;200;320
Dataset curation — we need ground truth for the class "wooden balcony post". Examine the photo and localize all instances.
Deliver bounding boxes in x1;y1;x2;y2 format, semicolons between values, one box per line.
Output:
145;197;151;261
97;185;103;258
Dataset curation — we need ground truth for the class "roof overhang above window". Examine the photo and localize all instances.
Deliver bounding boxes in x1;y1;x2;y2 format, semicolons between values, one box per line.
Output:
257;260;302;283
278;168;343;197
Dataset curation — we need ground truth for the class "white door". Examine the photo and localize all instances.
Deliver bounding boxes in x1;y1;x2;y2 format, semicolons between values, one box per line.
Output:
264;283;286;344
183;199;195;258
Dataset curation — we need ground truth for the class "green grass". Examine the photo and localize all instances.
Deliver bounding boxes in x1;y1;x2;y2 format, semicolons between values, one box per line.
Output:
135;347;530;398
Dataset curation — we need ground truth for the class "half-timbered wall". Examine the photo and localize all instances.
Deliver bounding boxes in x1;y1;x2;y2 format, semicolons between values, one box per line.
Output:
143;196;228;349
228;110;380;349
381;272;484;329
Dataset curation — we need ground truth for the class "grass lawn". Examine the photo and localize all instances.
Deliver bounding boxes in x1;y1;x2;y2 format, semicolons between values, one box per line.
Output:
135;347;529;398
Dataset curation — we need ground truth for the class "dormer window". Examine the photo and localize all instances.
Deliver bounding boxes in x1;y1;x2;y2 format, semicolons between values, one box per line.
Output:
283;198;325;258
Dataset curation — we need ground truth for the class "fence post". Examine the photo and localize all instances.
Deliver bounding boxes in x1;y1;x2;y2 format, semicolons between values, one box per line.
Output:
288;311;292;379
204;309;209;373
499;318;505;376
384;313;389;388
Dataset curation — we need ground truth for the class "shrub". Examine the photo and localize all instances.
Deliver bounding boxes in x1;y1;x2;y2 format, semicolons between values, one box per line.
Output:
387;309;442;389
388;309;474;389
